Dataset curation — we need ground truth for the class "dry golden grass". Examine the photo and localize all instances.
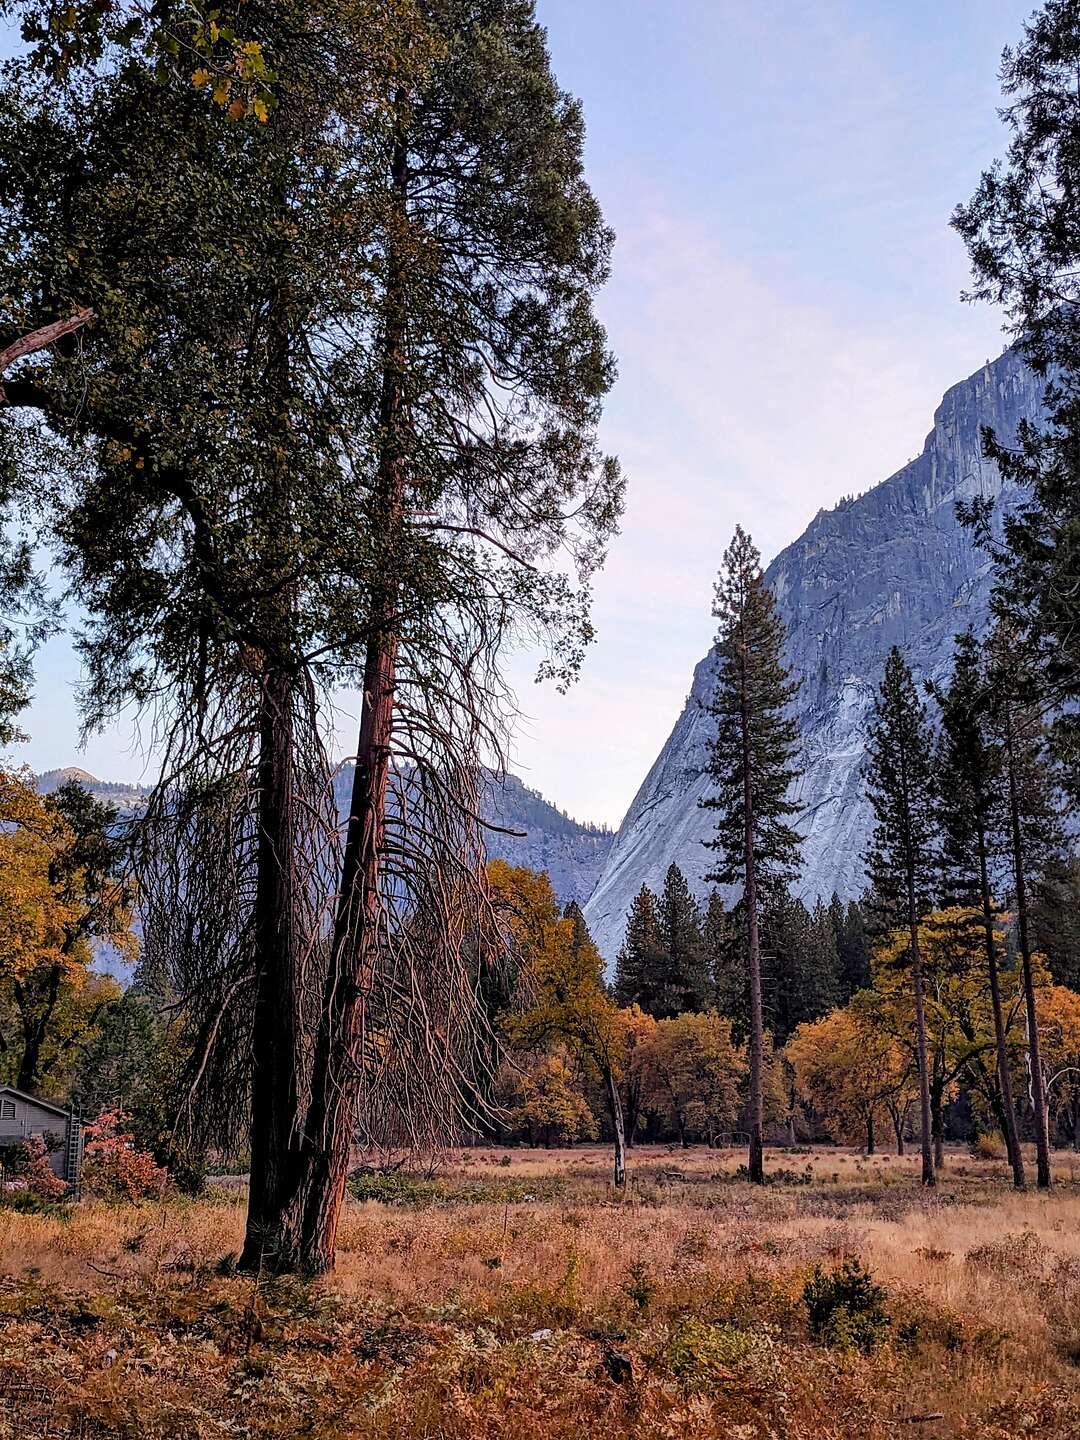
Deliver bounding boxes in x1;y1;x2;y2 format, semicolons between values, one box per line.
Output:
3;1144;1080;1438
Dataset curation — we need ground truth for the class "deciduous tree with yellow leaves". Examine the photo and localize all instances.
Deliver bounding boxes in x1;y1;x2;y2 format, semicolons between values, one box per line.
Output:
787;1001;917;1154
491;861;630;1186
0;768;135;1095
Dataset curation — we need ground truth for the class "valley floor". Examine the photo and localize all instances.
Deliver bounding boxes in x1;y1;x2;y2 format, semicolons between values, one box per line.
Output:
3;1145;1080;1438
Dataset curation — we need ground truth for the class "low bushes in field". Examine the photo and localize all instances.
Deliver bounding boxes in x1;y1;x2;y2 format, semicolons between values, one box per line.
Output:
803;1258;891;1353
81;1108;168;1202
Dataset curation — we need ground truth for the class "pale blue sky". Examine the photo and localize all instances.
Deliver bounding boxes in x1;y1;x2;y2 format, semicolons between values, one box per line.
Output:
17;0;1034;824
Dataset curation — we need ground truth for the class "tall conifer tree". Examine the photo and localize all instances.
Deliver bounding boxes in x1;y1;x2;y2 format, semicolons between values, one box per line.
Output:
864;647;937;1186
614;885;667;1016
954;2;1080;797
700;526;802;1183
933;630;1025;1188
989;628;1067;1189
657;863;709;1016
831;893;872;999
704;890;747;1037
0;0;622;1271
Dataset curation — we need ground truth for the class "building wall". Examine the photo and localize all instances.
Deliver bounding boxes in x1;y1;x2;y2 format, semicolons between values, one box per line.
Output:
0;1090;77;1179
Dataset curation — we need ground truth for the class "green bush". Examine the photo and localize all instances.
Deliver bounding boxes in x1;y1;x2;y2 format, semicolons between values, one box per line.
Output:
620;1260;655;1311
803;1258;891;1353
668;1317;779;1386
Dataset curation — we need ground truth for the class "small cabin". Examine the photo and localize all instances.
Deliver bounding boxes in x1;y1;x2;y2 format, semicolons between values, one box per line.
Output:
0;1085;83;1183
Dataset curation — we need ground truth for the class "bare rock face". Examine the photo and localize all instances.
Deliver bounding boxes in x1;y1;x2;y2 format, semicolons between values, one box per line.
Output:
584;346;1045;962
478;771;613;907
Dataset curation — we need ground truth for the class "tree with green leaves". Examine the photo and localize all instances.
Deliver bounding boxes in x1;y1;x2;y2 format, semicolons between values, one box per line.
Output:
864;647;937;1186
933;630;1025;1188
989;628;1067;1189
614;884;668;1017
830;894;872;1000
763;890;840;1044
700;526;802;1183
0;0;622;1272
657;864;709;1016
953;1;1080;797
704;889;747;1036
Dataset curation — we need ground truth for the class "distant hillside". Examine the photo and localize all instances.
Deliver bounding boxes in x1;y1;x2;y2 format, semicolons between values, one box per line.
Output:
332;765;612;908
36;768;153;809
39;765;610;911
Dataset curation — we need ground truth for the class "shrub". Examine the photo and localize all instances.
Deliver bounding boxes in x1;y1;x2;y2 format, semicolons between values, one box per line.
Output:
971;1133;1006;1161
668;1317;779;1387
803;1258;891;1353
0;1135;68;1201
620;1260;655;1311
81;1108;168;1202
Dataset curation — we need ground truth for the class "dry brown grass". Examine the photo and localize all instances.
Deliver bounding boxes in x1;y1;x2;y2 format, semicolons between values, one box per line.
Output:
3;1144;1080;1438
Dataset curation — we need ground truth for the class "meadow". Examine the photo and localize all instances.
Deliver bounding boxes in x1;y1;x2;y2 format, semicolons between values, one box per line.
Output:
3;1145;1080;1439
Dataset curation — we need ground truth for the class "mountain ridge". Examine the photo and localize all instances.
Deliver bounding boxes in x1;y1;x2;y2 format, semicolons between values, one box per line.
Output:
583;344;1046;961
34;765;611;911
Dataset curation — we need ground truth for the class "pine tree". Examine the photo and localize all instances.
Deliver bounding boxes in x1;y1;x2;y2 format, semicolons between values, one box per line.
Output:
657;864;709;1016
704;890;748;1037
831;893;872;999
933;630;1025;1188
700;526;803;1183
808;900;842;1015
1031;857;1080;991
989;628;1068;1189
614;886;668;1016
864;647;938;1186
762;891;839;1045
953;3;1080;798
0;0;622;1271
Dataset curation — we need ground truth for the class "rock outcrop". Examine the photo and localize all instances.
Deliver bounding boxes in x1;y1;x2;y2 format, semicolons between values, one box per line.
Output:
584;345;1045;962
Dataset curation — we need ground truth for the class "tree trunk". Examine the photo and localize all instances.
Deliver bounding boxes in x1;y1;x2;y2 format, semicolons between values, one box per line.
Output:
865;1109;875;1156
1005;707;1052;1189
741;668;765;1185
907;881;935;1187
241;112;412;1273
16;964;62;1093
603;1064;626;1189
978;836;1025;1189
241;666;306;1272
890;1104;905;1156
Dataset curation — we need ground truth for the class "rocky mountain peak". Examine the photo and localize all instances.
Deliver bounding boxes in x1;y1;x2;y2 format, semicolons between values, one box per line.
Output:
583;345;1045;962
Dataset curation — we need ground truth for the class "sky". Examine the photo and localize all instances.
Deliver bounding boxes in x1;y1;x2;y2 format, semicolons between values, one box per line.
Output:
16;0;1036;826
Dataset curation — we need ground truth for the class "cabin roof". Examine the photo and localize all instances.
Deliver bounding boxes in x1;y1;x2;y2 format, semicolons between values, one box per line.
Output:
0;1084;71;1120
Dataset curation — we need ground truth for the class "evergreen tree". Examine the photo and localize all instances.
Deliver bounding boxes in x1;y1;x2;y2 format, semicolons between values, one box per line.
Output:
762;891;839;1045
0;0;622;1271
1031;856;1080;991
954;2;1080;798
704;890;748;1038
700;526;803;1182
808;899;842;1016
657;863;710;1016
933;630;1025;1188
614;886;668;1016
831;893;872;999
864;647;938;1186
989;627;1068;1189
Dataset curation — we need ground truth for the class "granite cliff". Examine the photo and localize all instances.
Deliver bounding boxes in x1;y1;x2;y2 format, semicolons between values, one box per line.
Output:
584;345;1046;962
